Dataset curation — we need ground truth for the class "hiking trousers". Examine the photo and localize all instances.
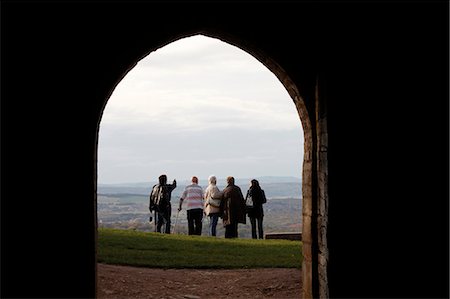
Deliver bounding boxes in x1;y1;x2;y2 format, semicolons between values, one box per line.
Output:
155;205;171;234
225;222;238;238
249;216;264;239
187;208;203;235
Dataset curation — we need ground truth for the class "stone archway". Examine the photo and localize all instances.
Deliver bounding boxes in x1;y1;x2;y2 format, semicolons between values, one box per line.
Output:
4;3;446;299
96;31;328;298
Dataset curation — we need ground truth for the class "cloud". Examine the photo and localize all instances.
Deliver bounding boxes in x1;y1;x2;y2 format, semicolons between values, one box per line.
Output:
98;35;304;184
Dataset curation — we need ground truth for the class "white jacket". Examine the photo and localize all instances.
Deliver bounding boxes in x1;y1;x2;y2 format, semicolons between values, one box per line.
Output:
204;184;223;215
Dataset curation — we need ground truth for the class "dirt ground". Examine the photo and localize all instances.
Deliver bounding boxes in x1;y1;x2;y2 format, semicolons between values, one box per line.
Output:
97;263;302;299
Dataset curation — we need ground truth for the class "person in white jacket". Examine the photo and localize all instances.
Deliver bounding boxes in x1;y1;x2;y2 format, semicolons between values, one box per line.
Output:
204;175;223;237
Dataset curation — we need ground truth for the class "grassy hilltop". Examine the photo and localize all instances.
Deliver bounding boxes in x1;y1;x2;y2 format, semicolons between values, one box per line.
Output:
98;228;302;269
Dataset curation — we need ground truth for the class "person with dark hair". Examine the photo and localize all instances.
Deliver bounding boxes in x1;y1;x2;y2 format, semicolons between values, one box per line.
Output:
245;179;267;239
178;176;204;235
221;176;246;238
149;174;177;233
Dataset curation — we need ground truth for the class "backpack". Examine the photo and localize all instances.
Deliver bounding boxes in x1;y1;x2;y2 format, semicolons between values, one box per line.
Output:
261;189;267;204
149;184;169;212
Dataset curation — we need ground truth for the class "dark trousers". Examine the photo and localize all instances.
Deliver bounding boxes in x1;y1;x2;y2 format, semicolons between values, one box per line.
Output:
225;222;238;238
155;206;171;234
187;209;203;235
249;216;264;239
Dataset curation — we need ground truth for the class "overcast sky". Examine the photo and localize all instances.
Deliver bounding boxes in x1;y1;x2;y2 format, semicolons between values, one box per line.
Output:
97;35;304;184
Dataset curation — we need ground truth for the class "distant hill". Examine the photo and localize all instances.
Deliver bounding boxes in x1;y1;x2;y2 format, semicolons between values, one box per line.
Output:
248;176;301;183
98;176;301;199
99;176;300;186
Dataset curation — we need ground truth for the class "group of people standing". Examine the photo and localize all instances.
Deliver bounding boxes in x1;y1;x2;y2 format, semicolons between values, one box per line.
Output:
149;174;266;239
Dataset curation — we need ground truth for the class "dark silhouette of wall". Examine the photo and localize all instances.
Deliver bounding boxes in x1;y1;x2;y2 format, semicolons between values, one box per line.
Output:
2;2;448;298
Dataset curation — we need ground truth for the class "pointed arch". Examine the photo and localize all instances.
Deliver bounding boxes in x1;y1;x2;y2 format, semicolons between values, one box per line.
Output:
95;30;325;298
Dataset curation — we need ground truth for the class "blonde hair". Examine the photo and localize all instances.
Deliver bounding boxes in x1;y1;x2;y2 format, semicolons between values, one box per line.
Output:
208;175;217;185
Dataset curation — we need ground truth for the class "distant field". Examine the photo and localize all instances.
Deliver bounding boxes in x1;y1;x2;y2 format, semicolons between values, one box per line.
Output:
98;194;302;238
99;193;149;203
97;180;302;238
98;228;302;269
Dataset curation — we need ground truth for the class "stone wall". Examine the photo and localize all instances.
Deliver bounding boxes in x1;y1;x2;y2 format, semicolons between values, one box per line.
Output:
2;3;447;299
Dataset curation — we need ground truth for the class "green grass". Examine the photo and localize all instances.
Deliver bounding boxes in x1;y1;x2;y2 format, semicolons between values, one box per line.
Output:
98;228;302;269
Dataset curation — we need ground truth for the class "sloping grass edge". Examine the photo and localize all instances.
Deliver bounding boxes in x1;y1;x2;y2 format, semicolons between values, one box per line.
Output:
98;228;302;269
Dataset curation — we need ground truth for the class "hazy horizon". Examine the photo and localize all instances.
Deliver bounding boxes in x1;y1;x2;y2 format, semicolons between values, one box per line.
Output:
98;175;302;186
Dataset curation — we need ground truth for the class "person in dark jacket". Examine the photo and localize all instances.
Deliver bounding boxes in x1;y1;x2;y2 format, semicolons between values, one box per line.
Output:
149;174;177;233
221;176;246;238
245;179;266;239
